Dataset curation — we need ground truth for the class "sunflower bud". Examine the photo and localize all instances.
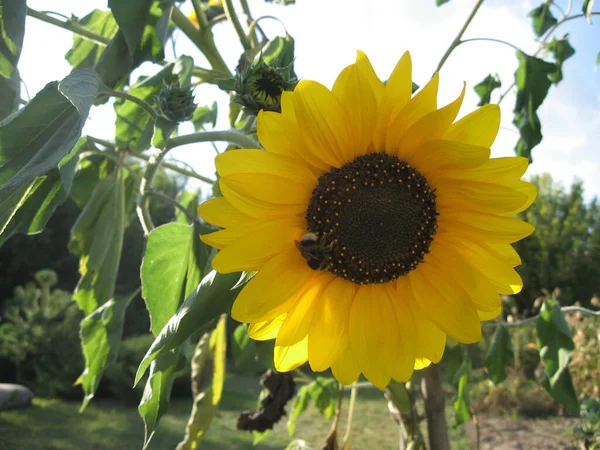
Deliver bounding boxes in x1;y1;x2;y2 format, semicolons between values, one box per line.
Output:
156;80;196;123
218;57;297;115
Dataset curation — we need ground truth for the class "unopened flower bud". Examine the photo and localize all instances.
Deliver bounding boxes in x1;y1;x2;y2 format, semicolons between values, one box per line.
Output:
156;80;196;123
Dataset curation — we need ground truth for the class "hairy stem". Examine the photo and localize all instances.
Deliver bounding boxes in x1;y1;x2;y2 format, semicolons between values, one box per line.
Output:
191;0;210;29
223;0;252;50
459;37;520;51
26;7;111;45
101;89;158;120
341;383;357;448
165;129;260;150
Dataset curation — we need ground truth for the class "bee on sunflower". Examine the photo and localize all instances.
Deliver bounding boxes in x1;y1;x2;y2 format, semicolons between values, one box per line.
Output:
198;51;536;389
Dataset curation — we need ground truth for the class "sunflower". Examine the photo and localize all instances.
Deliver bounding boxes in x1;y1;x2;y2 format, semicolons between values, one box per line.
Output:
198;51;536;389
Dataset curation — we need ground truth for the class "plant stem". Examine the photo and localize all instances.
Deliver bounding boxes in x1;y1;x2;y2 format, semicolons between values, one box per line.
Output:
101;89;158;120
422;364;451;450
459;37;520;51
223;0;252;51
433;0;486;76
239;0;259;47
483;305;600;329
191;0;210;30
165;129;260;150
137;148;169;235
148;190;199;225
26;7;111;45
78;149;142;183
342;383;357;448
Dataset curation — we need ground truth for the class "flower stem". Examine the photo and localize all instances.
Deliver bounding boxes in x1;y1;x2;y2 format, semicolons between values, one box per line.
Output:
341;383;357;448
459;37;519;51
433;0;486;76
26;7;111;45
239;0;260;47
101;89;158;121
78;149;142;183
148;189;199;225
191;0;210;30
165;129;260;150
422;364;451;450
223;0;252;51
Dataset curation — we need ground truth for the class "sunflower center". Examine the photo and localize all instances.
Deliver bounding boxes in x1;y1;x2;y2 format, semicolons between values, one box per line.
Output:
252;73;284;105
304;153;438;284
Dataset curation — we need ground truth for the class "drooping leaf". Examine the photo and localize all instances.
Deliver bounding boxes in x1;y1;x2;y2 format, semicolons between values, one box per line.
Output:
231;323;264;374
77;290;137;410
64;10;119;71
70;156;111;208
529;3;558;37
192;102;218;131
0;0;26;79
0;137;86;247
260;34;295;71
452;354;472;425
175;190;200;224
536;299;580;415
583;0;596;23
135;270;243;384
175;315;226;450
0;70;102;246
547;34;576;84
287;385;310;436
484;324;514;384
513;50;557;161
139;348;188;449
436;0;452;5
308;377;339;419
70;168;134;314
141;222;210;336
474;73;501;106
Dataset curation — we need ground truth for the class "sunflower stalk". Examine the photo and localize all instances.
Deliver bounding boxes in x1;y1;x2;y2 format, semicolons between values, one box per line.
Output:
421;365;450;450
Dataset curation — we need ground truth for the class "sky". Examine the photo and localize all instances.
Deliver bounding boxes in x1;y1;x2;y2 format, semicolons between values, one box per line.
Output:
19;0;600;200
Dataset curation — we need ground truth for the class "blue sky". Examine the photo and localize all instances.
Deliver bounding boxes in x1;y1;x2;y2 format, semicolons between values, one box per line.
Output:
20;0;600;200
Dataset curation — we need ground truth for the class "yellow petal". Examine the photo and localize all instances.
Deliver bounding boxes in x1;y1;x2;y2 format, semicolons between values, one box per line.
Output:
508;181;537;215
439;156;529;184
221;173;311;206
386;285;416;382
197;196;251;228
443;104;500;147
414;358;432;370
439;210;535;243
411;140;490;177
331;345;361;385
274;335;308;371
248;313;286;341
354;50;385;103
332;64;378;161
478;307;502;321
308;277;356;372
231;249;312;323
210;216;304;272
409;263;482;344
349;284;397;389
293;80;351;168
483;242;522;267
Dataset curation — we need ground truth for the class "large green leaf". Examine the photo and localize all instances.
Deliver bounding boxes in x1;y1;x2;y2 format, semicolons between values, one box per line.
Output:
135;270;243;384
0;66;19;120
0;0;26;78
65;10;119;71
536;299;580;415
529;3;557;37
513;50;556;161
70;156;111;208
0;137;85;247
70;168;134;314
109;0;154;57
0;70;102;246
231;323;265;374
484;324;514;385
77;290;137;410
547;34;575;84
175;315;226;450
452;354;472;425
139;348;188;449
474;73;501;106
583;0;596;23
308;377;338;419
141;222;210;335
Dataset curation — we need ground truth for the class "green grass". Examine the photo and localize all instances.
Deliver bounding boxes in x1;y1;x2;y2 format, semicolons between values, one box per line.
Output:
0;373;468;450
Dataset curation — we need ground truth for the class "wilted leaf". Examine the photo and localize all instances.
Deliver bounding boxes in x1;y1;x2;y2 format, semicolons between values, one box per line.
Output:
547;34;575;83
192;102;218;131
474;73;501;106
65;10;118;71
536;299;580;415
135;270;243;384
287;385;310;436
529;3;557;37
0;0;26;78
484;324;514;384
175;315;226;450
77;290;137;410
452;354;472;425
141;222;210;335
583;0;596;23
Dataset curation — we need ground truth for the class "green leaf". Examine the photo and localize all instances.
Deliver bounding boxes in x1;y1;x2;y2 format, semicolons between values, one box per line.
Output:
255;340;275;371
175;190;200;224
175;315;226;450
513;50;557;161
0;66;19;120
484;324;514;385
583;0;596;23
547;34;576;84
260;34;295;70
109;0;154;57
386;380;411;412
0;0;26;78
70;156;111;208
436;0;452;5
70;168;133;314
65;10;119;71
231;324;264;374
192;102;218;131
77;290;136;411
151;116;177;149
529;3;557;37
0;70;101;246
0;137;85;247
173;55;194;88
135;270;243;385
308;377;339;419
441;342;464;385
287;385;310;436
141;222;210;335
452;354;472;425
139;348;188;449
536;299;580;415
474;73;501;106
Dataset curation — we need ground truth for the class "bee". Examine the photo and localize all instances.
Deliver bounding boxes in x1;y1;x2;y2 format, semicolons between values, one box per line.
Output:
295;232;333;270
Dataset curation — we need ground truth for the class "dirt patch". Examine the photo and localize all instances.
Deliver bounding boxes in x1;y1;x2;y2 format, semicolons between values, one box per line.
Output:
464;414;581;450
